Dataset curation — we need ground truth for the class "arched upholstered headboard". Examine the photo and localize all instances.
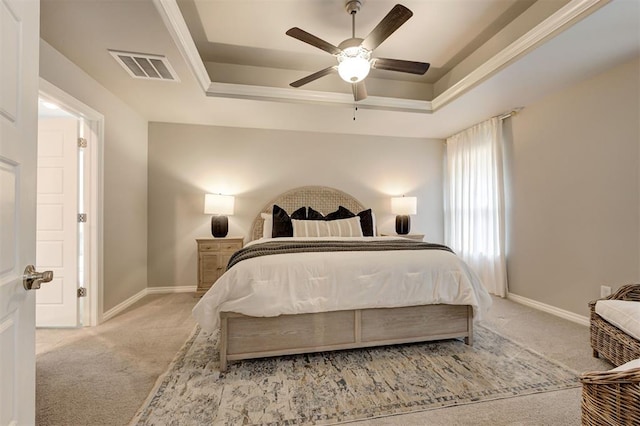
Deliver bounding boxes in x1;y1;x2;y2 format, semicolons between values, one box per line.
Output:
250;186;365;241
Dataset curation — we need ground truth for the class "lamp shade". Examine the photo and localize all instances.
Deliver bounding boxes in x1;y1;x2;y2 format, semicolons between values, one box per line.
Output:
338;57;371;83
337;46;371;83
391;196;417;215
204;194;234;215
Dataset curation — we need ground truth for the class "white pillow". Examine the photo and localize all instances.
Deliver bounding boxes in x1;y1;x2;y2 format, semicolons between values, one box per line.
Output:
611;358;640;372
292;217;363;238
595;299;640;341
371;211;377;236
261;212;273;239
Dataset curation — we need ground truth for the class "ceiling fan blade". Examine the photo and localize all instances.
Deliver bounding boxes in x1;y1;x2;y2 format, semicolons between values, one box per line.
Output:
352;80;367;101
290;66;337;88
286;27;342;55
372;58;430;75
362;4;413;51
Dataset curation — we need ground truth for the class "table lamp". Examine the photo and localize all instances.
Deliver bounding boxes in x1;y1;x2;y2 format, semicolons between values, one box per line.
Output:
391;196;417;235
204;193;234;237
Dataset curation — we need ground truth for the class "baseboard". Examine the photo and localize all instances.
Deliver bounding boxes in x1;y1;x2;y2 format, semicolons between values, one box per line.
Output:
103;288;148;322
507;292;589;327
104;287;588;327
147;285;197;294
103;285;197;322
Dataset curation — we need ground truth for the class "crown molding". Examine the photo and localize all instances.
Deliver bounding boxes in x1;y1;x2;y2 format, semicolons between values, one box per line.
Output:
431;0;611;111
153;0;211;92
207;82;432;113
155;0;609;114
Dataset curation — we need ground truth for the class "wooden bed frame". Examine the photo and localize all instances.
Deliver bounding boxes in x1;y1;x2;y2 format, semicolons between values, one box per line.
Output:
218;186;474;371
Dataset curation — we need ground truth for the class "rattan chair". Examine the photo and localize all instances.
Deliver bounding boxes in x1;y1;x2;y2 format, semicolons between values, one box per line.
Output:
580;366;640;426
589;284;640;367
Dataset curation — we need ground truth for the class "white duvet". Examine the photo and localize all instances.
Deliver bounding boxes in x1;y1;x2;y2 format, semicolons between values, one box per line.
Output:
192;236;492;332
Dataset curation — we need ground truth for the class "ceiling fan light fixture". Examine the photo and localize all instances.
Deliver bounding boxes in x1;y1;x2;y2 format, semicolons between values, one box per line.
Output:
286;3;425;101
337;46;371;83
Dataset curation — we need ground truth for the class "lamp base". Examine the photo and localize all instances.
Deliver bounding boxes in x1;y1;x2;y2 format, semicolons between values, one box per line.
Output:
211;215;229;238
395;215;411;235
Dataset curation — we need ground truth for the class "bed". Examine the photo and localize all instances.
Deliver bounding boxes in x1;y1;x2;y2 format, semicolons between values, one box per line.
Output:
192;186;492;371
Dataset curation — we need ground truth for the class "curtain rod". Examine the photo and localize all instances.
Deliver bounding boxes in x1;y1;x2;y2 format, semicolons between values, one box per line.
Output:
445;107;525;143
498;107;523;120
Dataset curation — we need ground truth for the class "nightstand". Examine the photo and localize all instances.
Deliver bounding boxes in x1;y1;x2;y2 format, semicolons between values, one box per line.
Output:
196;237;243;296
380;233;425;241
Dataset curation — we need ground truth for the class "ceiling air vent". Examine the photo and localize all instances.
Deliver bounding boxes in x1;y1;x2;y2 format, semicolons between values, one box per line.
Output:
109;50;180;82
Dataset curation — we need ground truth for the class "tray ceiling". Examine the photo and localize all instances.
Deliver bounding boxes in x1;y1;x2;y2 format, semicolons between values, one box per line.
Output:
39;0;639;138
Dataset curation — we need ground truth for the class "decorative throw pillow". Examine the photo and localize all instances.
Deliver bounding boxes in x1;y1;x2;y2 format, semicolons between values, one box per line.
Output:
272;205;306;237
291;219;329;237
307;207;325;220
357;208;375;237
325;206;356;221
326;217;363;237
292;217;363;238
325;206;374;236
261;213;273;239
291;207;306;220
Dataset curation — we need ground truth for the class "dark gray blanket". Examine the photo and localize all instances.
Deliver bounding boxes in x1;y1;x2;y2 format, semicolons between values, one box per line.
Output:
227;239;454;270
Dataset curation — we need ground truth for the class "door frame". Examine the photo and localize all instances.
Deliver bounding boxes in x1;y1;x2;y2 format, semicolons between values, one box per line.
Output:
39;78;104;326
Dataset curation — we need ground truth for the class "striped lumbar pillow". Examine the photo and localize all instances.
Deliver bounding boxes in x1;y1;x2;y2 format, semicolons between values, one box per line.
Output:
292;217;363;237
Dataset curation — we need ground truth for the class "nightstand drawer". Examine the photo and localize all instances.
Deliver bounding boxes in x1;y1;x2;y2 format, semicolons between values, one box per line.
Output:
220;241;242;252
198;241;242;252
199;242;221;251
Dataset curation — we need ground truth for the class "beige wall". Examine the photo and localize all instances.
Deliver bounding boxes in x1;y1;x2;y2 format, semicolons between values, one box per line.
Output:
39;40;149;312
39;36;639;320
505;57;640;316
147;123;444;287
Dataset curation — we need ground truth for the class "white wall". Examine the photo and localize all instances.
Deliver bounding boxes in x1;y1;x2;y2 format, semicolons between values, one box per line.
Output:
505;57;640;316
147;123;444;287
39;40;149;312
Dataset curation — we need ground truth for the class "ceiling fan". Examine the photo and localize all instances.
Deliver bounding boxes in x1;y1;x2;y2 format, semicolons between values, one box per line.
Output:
286;1;430;102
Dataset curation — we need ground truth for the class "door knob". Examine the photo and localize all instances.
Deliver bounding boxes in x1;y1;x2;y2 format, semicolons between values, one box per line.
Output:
23;265;54;290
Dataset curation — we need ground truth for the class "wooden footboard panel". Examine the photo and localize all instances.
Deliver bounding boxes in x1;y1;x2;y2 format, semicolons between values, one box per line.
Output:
219;304;473;371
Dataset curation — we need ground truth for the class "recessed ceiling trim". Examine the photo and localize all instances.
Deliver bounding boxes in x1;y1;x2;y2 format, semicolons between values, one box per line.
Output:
153;0;209;88
207;82;433;113
155;0;433;113
432;0;611;111
154;0;609;114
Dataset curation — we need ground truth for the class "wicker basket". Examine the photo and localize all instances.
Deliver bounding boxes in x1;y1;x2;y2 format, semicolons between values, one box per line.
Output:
580;367;640;426
589;284;640;367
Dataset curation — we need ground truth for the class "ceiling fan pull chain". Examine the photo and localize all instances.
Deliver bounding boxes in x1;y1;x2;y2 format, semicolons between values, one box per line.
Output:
353;104;357;121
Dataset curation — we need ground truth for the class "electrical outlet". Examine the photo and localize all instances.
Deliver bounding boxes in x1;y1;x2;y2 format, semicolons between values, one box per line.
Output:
600;285;612;298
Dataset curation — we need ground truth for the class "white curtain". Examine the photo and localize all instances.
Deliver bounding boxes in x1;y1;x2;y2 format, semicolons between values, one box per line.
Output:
445;117;507;297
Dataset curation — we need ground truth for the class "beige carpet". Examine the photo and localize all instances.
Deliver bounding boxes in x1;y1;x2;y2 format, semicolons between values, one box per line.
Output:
36;294;611;426
36;293;197;426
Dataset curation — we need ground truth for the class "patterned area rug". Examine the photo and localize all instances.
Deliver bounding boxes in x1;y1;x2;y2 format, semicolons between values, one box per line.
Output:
130;325;579;425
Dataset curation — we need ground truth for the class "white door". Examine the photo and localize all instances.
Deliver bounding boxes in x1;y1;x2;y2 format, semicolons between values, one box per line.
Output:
0;0;41;424
36;117;79;327
39;79;104;328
